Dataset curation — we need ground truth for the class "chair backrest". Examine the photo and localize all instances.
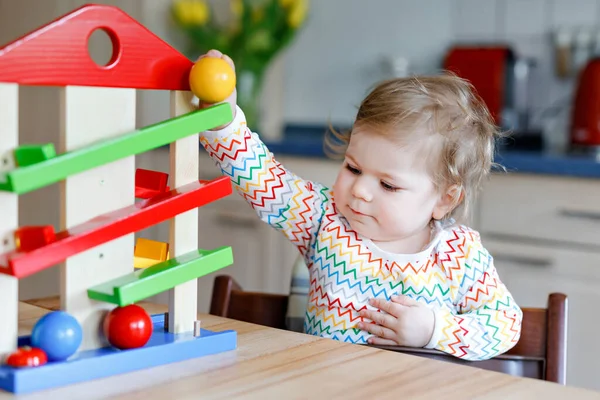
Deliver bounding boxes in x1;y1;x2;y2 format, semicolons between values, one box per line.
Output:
210;275;289;330
507;293;568;383
209;274;567;384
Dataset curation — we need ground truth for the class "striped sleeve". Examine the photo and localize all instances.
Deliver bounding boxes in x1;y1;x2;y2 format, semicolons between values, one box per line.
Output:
199;105;327;257
426;228;523;360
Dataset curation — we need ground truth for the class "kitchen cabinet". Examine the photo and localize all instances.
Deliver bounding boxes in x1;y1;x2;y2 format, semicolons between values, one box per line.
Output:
478;173;600;247
483;237;600;390
478;173;600;391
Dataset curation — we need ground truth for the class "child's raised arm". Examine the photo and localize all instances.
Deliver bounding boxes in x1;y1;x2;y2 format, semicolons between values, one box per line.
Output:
190;50;331;256
200;106;328;258
192;51;327;259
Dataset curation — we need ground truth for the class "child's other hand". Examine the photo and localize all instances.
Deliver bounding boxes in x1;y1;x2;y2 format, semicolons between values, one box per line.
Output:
194;49;237;128
357;295;435;348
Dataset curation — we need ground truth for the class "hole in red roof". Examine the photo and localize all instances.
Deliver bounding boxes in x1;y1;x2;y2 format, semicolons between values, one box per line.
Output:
87;27;120;68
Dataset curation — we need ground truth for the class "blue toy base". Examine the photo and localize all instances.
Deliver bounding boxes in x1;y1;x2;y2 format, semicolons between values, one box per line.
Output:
0;313;237;394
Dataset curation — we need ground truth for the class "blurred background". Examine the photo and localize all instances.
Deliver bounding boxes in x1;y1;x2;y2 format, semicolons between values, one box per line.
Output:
1;0;600;392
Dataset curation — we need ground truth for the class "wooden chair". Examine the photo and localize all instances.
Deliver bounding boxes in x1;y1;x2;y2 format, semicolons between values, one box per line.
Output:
210;275;289;330
210;274;568;384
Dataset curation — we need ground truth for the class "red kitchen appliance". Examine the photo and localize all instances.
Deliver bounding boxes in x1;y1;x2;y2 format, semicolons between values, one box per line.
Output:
443;46;535;136
570;57;600;152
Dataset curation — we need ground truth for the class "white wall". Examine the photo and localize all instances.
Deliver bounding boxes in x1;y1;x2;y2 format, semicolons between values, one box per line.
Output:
131;0;600;149
3;0;589;143
283;0;454;125
282;0;600;150
451;0;600;150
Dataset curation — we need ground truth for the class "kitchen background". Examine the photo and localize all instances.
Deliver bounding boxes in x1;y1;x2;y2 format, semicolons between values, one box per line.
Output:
1;0;600;392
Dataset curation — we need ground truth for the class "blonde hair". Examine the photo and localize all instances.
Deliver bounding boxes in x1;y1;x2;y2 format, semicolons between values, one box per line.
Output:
325;72;504;224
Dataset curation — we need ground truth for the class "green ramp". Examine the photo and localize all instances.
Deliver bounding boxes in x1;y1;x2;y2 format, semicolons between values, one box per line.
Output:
87;246;233;306
0;103;232;194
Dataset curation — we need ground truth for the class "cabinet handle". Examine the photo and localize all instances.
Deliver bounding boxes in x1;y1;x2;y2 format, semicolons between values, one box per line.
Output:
559;208;600;221
492;253;552;268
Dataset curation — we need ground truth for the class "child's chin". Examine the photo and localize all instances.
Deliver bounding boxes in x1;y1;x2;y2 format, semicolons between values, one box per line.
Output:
347;220;375;239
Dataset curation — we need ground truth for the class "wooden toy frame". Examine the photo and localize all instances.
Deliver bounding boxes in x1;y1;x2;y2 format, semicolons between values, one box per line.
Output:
0;4;237;394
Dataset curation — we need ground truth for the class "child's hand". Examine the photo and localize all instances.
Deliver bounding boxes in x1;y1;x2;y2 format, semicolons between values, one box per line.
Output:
357;295;435;347
194;49;238;129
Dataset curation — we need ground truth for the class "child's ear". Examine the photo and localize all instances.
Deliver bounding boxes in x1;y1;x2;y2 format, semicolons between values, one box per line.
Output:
432;184;463;220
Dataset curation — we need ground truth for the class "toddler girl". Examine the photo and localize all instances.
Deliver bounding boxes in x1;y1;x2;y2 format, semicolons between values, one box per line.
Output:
197;50;522;361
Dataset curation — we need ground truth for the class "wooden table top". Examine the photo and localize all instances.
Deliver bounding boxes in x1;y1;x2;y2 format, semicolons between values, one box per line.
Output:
3;299;600;400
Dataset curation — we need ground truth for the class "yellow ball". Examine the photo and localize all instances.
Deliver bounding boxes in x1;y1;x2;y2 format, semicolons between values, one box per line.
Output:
189;57;236;103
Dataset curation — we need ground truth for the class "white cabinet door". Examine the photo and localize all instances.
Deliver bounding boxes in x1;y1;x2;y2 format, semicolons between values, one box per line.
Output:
483;237;600;391
195;196;274;311
480;174;600;248
264;225;303;294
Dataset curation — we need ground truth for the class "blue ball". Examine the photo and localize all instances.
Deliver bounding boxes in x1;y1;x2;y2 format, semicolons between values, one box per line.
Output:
31;311;82;361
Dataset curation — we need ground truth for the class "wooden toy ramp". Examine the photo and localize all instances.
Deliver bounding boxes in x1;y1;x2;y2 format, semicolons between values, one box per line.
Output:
0;177;232;278
0;3;236;279
87;246;233;306
0;4;239;391
0;104;230;194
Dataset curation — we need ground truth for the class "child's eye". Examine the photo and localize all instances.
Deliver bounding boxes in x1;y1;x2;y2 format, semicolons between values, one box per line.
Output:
345;164;361;175
381;181;400;192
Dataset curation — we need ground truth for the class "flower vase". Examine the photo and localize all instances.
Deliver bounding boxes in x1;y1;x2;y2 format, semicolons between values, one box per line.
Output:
236;68;265;132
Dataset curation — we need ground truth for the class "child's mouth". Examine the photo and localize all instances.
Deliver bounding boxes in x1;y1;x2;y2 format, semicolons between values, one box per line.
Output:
349;206;368;217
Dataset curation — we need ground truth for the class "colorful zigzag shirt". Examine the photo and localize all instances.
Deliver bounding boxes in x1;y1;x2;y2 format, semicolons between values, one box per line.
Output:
200;106;523;361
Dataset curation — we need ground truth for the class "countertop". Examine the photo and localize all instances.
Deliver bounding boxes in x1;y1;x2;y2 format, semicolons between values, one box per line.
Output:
260;125;600;180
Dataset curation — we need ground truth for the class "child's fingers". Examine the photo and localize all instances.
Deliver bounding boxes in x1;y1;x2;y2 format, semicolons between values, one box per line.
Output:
366;336;397;346
206;48;223;58
222;54;235;70
359;309;395;328
357;321;396;341
368;298;403;317
195;49;223;62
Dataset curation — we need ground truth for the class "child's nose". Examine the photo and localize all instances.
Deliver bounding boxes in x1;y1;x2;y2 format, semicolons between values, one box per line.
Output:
351;180;373;202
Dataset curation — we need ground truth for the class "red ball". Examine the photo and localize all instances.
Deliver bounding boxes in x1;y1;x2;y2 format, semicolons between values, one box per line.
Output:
103;304;153;350
4;346;47;368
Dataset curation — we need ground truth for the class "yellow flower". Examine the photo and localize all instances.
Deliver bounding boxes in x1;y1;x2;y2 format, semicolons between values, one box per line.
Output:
230;0;243;18
252;6;265;23
287;0;308;28
173;0;192;24
189;0;210;25
173;0;209;26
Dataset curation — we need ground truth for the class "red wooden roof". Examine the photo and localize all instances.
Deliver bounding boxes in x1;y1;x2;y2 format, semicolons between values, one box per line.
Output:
0;4;193;90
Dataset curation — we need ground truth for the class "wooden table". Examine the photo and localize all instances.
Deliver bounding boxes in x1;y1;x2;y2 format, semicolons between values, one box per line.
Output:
3;300;600;400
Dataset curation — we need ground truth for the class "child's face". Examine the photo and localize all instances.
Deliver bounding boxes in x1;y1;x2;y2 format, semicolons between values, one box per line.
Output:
332;125;448;253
